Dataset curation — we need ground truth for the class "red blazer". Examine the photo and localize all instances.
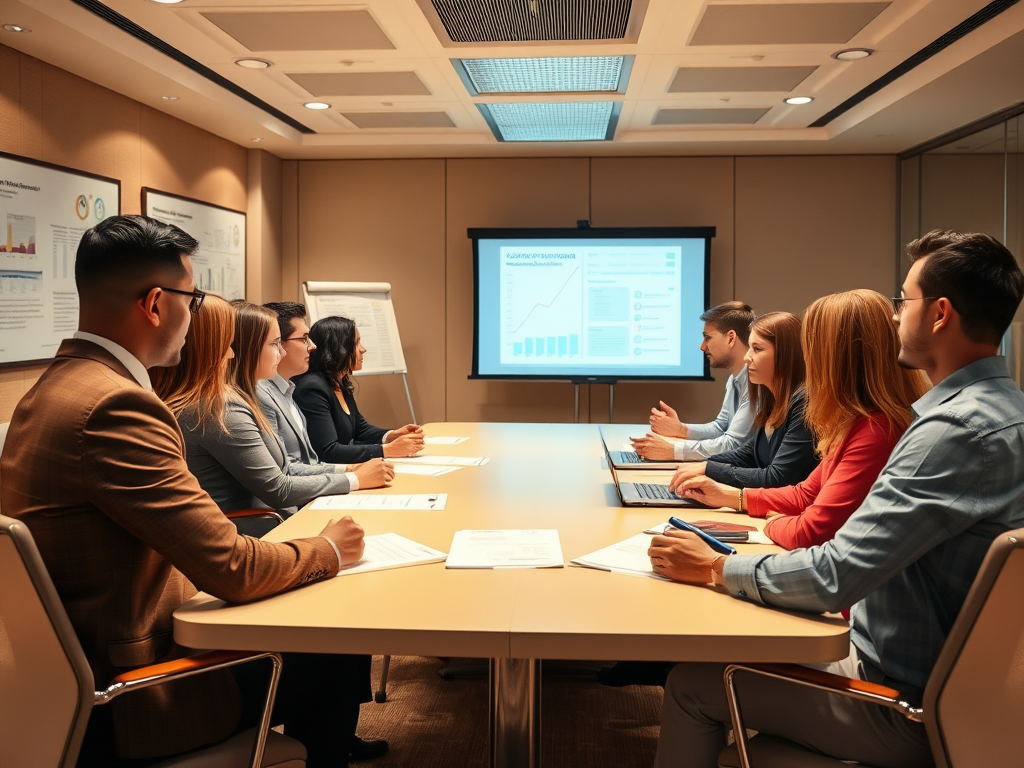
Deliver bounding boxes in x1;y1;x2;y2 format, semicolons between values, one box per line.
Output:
745;412;904;550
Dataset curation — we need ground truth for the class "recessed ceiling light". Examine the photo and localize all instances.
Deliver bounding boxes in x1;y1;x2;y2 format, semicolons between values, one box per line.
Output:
304;102;331;110
2;24;30;33
161;95;179;101
832;48;874;61
251;138;264;143
454;56;631;95
234;58;272;69
784;96;813;105
477;102;621;142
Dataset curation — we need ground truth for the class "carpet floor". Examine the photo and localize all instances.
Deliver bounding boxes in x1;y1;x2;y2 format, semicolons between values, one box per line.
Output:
354;657;663;767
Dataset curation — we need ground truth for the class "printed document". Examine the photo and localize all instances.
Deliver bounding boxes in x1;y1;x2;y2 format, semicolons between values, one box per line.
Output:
423;436;470;445
337;533;447;576
446;529;564;569
572;533;668;580
309;493;447;511
392;464;462;477
391;455;490;467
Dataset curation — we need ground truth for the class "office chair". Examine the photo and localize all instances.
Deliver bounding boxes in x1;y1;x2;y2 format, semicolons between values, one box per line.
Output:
0;514;307;768
717;526;1024;768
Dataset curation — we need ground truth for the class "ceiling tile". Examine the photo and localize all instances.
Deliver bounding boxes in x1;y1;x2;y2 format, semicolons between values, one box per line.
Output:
691;3;890;46
288;72;431;97
669;66;817;92
201;11;395;52
343;112;456;129
653;108;770;125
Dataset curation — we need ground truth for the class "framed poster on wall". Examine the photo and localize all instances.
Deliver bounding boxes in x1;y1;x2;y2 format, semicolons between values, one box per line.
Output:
143;188;246;301
0;151;120;367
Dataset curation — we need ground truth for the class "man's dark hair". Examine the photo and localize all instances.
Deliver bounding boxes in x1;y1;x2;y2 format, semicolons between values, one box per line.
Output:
700;301;755;345
907;230;1024;346
308;315;358;393
264;301;307;340
75;215;199;297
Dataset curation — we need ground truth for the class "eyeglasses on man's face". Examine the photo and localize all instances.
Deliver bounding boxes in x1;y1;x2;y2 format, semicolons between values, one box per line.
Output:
890;296;938;315
284;334;313;348
159;286;206;314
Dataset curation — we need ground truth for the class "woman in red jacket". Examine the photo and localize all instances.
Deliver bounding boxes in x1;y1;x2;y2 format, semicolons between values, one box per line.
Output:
677;289;929;550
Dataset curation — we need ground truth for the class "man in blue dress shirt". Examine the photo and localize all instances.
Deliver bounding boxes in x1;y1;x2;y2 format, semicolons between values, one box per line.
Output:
650;230;1024;768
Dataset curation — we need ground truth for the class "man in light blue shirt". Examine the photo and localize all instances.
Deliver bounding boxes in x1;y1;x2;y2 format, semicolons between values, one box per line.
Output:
650;231;1024;768
632;302;756;461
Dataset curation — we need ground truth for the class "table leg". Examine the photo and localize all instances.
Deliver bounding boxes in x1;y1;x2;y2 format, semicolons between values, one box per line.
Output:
489;658;541;768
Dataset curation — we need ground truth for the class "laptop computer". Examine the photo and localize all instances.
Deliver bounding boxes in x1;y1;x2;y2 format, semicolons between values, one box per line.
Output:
598;425;683;470
602;436;709;508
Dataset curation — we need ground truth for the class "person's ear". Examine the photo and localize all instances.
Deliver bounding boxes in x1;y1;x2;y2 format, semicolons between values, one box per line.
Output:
725;330;736;347
138;287;163;328
932;297;954;334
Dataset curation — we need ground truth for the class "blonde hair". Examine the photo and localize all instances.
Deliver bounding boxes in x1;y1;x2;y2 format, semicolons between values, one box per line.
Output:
802;289;930;457
153;294;235;432
749;312;805;431
229;302;277;433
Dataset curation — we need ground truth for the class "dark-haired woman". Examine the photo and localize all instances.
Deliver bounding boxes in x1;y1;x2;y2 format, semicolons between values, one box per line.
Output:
294;315;424;464
668;311;819;491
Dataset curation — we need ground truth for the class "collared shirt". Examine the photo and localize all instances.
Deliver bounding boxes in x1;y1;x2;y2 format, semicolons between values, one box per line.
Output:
72;331;152;390
723;356;1024;694
674;366;755;460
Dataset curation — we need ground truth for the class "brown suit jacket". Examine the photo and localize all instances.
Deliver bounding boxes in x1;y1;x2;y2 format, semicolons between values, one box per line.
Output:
0;339;340;759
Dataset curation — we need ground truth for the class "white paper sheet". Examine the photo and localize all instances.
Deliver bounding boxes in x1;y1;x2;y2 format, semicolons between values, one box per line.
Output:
572;533;668;580
337;533;447;576
309;493;447;511
391;463;462;477
423;436;470;445
391;455;490;467
446;529;564;569
643;522;772;544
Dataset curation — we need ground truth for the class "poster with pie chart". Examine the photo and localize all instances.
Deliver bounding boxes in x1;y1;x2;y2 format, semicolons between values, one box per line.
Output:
0;151;120;366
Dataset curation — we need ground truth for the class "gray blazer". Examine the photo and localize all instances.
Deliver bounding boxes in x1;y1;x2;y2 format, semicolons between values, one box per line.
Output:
179;397;351;516
258;379;319;466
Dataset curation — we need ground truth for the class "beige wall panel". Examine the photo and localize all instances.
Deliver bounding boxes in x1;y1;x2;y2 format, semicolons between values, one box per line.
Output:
18;53;42;160
921;154;1005;243
298;159;446;426
0;46;21;154
446;158;591;423
590;157;736;425
259;151;283;302
735;156;898;317
281;160;299;302
0;370;27;424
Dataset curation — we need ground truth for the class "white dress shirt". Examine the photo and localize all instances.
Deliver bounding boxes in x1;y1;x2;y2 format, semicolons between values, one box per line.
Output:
73;331;152;390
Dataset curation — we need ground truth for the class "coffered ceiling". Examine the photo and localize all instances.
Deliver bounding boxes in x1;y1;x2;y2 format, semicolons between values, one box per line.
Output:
1;0;1023;158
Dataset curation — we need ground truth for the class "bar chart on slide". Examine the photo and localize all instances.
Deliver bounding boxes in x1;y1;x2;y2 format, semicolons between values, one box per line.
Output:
500;250;583;364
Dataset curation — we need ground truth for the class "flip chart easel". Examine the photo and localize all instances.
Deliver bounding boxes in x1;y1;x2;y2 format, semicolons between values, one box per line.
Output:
301;281;415;423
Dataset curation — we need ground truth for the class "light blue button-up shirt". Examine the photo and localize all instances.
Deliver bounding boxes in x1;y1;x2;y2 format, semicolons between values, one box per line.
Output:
723;355;1024;693
674;366;755;460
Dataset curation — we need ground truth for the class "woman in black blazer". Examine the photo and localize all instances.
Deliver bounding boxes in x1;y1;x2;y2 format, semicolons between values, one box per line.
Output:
668;311;818;492
293;315;423;464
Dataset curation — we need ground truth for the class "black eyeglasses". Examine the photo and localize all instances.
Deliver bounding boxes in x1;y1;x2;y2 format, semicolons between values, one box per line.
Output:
284;334;313;348
158;286;206;314
890;296;938;315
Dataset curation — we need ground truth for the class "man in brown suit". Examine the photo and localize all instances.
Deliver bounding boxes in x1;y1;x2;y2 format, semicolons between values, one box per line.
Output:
1;216;373;766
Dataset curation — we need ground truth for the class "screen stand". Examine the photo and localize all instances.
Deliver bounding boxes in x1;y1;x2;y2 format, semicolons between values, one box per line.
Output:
609;383;615;423
573;383;581;424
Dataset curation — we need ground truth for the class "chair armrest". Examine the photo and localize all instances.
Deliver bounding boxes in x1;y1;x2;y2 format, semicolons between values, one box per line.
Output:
225;508;284;523
741;663;901;700
95;650;281;704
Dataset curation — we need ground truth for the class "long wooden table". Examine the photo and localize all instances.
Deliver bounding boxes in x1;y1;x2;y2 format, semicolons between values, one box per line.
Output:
174;422;849;767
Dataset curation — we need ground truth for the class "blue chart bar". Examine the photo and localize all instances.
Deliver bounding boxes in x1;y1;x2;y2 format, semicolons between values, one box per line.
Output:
525;338;534;356
547;337;556;356
558;336;567;356
570;334;579;355
513;342;523;356
536;337;545;356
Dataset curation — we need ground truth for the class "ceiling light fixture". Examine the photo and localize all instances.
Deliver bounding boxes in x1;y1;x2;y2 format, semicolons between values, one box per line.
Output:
161;95;179;101
477;101;621;142
304;102;331;110
2;24;30;32
454;56;632;95
832;48;874;61
251;138;264;143
784;96;813;105
234;58;272;69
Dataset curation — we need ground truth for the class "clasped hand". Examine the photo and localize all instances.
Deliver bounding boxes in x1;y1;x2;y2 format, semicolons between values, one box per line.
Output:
384;424;424;457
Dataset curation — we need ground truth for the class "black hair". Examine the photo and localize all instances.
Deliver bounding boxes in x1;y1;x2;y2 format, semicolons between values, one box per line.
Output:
307;315;358;392
75;215;198;298
264;301;308;340
907;231;1024;346
700;301;756;345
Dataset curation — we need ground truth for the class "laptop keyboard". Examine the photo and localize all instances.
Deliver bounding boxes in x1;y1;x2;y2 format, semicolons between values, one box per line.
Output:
635;483;675;500
621;451;642;463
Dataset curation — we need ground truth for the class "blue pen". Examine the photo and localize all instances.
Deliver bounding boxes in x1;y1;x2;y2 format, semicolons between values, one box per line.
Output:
667;517;737;556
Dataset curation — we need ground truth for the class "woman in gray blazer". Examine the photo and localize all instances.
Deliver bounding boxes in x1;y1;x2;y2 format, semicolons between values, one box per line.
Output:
154;298;391;516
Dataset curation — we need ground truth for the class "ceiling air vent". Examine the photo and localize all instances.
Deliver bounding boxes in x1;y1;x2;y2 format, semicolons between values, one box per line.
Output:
416;0;649;46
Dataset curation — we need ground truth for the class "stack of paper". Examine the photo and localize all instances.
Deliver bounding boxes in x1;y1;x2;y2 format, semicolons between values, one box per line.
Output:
446;529;564;569
337;533;447;576
572;533;667;580
309;494;447;511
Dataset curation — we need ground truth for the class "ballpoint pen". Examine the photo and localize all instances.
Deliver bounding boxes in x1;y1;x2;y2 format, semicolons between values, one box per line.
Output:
667;517;736;556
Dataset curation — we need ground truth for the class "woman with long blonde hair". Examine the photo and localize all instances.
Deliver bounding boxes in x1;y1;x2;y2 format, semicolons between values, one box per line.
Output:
676;290;928;549
154;298;389;516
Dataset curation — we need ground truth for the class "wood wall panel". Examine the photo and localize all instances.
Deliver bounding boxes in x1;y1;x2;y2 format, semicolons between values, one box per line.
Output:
735;156;898;318
18;55;42;160
298;159;447;427
590;157;736;425
445;158;591;423
0;46;22;153
281;160;299;302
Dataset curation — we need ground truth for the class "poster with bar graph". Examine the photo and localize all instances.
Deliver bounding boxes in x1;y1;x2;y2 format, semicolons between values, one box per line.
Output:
143;189;245;301
0;151;120;366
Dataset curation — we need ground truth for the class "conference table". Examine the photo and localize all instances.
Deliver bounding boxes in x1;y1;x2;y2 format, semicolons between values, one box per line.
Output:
174;422;849;768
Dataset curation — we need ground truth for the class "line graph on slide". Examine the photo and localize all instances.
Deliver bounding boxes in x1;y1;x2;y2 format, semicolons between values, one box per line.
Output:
500;255;583;363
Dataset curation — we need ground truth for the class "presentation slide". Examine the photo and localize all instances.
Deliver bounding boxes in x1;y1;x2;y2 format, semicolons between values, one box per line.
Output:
0;153;119;365
473;230;712;380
